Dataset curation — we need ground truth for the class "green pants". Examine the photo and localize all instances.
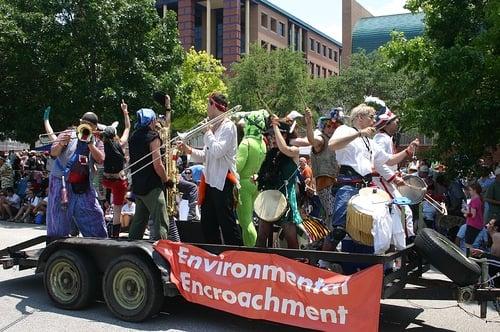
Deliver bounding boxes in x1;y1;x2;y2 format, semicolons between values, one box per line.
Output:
236;179;258;246
128;187;169;241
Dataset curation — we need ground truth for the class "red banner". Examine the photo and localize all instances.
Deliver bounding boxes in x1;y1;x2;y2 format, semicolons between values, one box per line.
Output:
154;241;382;332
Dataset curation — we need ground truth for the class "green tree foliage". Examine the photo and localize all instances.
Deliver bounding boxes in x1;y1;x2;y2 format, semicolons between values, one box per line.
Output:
309;51;419;123
227;45;311;116
0;1;184;142
173;48;227;130
381;0;500;172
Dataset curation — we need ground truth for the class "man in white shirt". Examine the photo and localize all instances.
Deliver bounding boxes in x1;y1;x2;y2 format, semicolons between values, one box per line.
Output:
368;97;415;240
1;187;21;221
323;103;419;251
179;92;242;245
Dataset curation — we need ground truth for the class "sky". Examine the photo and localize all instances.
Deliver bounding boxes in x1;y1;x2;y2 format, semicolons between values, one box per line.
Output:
267;0;409;42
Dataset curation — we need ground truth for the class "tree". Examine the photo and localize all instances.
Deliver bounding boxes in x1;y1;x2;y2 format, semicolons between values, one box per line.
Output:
173;48;227;130
381;0;500;173
309;51;419;121
0;1;185;142
227;45;311;116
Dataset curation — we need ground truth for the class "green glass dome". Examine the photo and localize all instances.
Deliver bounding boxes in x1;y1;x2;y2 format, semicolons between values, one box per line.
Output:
352;12;425;53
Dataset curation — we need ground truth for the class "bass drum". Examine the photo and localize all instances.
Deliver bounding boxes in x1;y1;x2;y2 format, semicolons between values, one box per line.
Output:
346;188;390;246
254;190;288;223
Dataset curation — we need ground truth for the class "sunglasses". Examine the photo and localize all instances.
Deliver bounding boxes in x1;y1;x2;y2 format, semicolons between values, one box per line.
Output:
185;172;192;175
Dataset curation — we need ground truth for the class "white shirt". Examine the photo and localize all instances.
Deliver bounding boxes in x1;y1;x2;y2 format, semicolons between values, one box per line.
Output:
373;131;397;180
330;125;390;176
190;118;238;191
121;202;136;215
7;194;21;209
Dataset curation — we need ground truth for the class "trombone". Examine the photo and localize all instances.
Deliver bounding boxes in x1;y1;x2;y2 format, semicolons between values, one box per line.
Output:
124;105;242;177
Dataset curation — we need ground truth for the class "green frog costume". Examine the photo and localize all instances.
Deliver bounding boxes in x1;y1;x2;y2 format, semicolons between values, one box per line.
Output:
236;110;268;246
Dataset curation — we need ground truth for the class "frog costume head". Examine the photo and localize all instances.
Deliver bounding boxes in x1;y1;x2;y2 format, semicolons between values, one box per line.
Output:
241;109;269;139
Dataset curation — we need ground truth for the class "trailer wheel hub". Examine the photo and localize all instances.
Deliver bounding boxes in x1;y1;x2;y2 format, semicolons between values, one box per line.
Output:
113;267;146;310
50;261;80;303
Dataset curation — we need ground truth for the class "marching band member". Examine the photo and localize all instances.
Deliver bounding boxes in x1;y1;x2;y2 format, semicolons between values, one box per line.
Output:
235;110;268;247
101;99;131;238
304;107;344;228
323;103;419;252
366;96;415;240
47;112;107;240
256;117;302;249
128;108;170;240
178;92;242;245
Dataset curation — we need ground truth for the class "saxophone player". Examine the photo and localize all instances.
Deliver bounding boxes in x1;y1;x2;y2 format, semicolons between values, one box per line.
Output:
127;106;170;240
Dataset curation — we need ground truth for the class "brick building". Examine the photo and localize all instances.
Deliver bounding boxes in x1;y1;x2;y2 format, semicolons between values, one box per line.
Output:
155;0;342;78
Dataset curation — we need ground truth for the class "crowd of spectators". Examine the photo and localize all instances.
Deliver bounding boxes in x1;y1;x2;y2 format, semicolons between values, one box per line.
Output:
0;150;50;224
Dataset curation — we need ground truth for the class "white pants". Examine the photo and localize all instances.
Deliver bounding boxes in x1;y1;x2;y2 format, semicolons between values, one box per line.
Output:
373;176;415;238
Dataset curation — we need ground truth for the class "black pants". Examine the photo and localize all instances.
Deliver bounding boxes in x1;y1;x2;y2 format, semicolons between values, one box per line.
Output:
201;179;242;245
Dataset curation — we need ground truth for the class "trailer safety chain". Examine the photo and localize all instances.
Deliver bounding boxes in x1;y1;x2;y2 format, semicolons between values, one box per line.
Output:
404;300;500;323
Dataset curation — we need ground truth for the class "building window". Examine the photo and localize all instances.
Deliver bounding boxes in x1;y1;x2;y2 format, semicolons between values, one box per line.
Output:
278;22;285;37
261;40;269;50
194;5;203;51
323;68;327;77
215;9;223;60
328;70;332;76
310;38;314;51
316;41;320;53
323;45;327;57
310;62;315;76
334;50;338;62
328;48;332;59
316;65;321;77
270;44;277;51
270;18;276;32
261;12;268;28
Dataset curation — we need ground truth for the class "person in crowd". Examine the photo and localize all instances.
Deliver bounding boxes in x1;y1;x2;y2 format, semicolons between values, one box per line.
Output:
462;182;484;247
12;189;38;223
368;97;415;239
455;222;488;253
177;171;199;221
33;190;48;225
484;167;500;221
120;192;136;230
256;117;302;249
101;99;131;238
178;92;242;245
188;163;204;185
0;156;14;190
304;107;343;229
472;219;500;287
128;108;170;240
323;103;419;252
478;166;495;221
235;109;268;246
0;187;21;221
47;112;107;240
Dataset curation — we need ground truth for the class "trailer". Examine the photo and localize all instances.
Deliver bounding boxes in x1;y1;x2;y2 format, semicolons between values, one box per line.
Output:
0;229;499;324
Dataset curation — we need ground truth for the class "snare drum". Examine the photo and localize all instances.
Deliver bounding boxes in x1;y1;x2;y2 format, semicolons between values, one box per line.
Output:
254;190;288;223
346;188;390;246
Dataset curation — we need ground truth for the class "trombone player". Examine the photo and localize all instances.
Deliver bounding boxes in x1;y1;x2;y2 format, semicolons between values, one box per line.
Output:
46;112;107;241
178;92;243;245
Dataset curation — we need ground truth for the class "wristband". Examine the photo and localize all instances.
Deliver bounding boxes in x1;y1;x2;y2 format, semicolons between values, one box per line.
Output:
405;149;412;157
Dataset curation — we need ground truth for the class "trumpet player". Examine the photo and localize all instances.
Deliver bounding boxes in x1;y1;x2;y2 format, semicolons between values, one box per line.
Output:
178;92;243;246
47;112;107;240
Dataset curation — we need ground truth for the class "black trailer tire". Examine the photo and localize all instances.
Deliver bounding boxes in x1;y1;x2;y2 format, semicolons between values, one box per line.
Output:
103;254;163;322
44;249;97;309
415;228;481;286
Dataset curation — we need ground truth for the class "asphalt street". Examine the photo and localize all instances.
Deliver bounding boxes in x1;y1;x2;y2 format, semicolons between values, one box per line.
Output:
1;221;499;331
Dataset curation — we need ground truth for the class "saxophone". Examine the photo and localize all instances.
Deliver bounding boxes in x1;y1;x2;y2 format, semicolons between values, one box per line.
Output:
158;107;178;217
